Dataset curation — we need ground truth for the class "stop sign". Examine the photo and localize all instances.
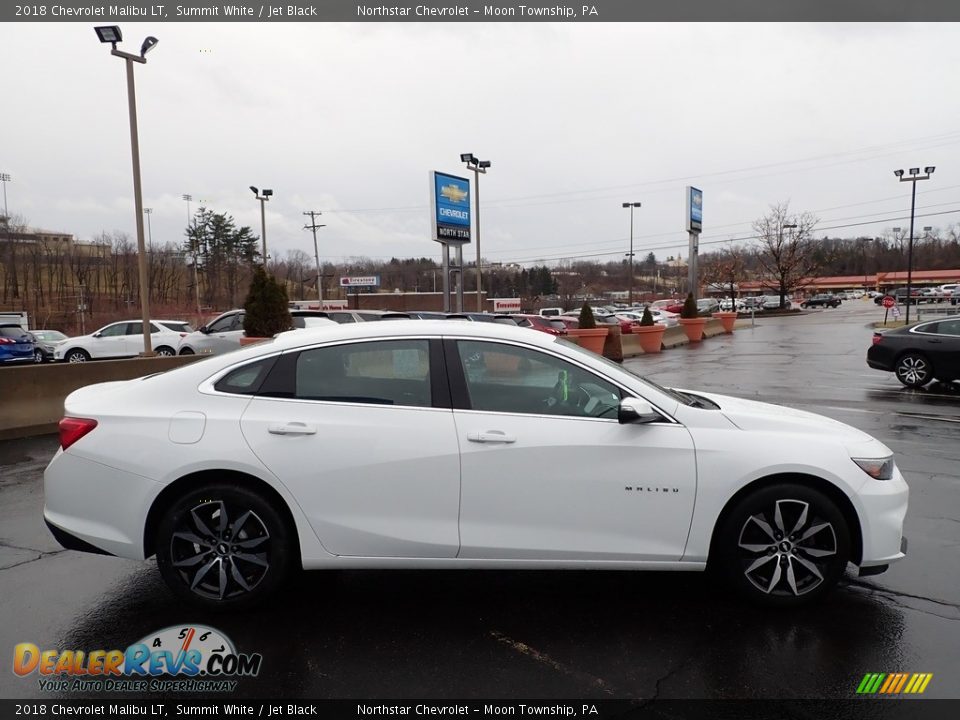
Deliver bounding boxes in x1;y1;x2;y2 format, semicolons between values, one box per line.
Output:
882;295;895;309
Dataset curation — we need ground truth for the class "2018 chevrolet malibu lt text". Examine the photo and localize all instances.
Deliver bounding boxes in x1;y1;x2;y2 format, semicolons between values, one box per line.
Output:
44;321;907;609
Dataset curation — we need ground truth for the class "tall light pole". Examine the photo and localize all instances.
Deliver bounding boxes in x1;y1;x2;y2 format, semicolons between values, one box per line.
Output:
461;153;491;311
894;166;935;323
861;238;874;291
303;211;326;303
622;202;641;305
250;186;273;266
95;25;158;356
143;207;153;246
0;172;10;219
182;194;203;317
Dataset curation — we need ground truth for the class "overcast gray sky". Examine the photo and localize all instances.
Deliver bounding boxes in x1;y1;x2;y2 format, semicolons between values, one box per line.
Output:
4;22;960;268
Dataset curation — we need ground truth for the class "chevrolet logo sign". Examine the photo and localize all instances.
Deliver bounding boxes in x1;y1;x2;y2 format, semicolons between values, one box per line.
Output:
440;184;468;203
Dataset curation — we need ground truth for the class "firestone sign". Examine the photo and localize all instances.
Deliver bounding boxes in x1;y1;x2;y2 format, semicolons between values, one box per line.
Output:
339;276;380;288
492;298;522;313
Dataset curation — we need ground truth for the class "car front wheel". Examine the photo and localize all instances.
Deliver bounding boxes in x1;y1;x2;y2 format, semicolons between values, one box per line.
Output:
155;483;294;609
715;483;850;607
33;349;44;363
179;347;195;355
65;349;90;363
895;353;932;388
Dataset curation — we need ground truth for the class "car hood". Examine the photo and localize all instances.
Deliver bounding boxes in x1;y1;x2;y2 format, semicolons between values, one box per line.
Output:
682;390;891;456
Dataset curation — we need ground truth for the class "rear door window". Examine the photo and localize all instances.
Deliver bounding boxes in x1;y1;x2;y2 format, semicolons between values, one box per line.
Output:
294;340;432;408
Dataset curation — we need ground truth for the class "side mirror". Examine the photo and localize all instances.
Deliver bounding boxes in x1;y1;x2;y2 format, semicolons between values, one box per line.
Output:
618;399;662;424
92;332;102;338
199;325;209;334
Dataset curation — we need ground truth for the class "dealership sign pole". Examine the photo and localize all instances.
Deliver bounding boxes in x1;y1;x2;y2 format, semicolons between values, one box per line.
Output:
686;186;703;297
430;171;472;312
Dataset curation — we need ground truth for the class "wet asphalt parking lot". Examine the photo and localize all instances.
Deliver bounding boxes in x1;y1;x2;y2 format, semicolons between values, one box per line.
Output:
0;301;957;701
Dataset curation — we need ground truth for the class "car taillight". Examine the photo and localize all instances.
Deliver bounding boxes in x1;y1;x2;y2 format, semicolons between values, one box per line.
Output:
0;337;14;345
872;333;883;345
59;417;98;451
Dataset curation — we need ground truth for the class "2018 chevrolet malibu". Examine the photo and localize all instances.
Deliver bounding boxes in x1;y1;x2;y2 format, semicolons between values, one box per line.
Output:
44;321;907;609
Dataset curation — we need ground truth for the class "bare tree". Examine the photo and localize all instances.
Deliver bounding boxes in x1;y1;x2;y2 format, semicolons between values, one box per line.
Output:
700;244;748;303
753;202;820;305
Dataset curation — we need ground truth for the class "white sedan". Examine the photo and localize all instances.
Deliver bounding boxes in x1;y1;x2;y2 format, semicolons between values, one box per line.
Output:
619;309;679;327
44;321;907;609
54;320;193;362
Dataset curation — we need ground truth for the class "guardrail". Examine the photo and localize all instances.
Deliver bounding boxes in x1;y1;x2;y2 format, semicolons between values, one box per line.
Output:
0;356;203;440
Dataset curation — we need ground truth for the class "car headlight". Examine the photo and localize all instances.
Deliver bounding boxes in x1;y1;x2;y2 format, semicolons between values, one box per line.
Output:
852;456;895;480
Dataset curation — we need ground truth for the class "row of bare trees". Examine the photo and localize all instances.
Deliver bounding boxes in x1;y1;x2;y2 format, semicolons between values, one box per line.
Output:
3;202;959;331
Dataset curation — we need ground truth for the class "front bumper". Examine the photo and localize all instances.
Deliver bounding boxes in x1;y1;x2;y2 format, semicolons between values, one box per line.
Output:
856;467;909;569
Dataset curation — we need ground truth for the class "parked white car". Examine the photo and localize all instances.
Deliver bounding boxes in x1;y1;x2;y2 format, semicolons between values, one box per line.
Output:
179;309;335;356
178;309;245;356
618;310;679;327
54;320;193;362
45;321;907;610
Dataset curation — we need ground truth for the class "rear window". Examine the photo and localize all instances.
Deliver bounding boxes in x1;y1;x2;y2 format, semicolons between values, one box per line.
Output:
214;357;278;395
0;326;27;339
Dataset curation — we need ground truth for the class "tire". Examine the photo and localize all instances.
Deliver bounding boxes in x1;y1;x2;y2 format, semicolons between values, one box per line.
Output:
33;349;44;363
65;349;90;363
895;352;933;388
714;483;850;607
155;483;294;610
154;346;175;357
800;303;808;309
179;347;195;356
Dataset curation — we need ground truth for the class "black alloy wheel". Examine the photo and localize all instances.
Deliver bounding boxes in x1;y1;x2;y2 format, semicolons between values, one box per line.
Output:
156;483;294;609
715;483;850;607
895;353;932;388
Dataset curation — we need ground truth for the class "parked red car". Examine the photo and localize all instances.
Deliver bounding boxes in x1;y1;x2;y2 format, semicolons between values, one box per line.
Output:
511;314;568;336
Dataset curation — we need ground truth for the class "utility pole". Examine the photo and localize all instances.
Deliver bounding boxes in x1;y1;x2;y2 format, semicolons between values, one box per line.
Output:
303;211;325;304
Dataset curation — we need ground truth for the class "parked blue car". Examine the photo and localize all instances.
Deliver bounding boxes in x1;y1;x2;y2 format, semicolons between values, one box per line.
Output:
0;324;36;364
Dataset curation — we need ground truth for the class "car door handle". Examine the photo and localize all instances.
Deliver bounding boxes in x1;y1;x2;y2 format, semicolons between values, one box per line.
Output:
268;422;317;436
928;339;942;344
467;430;516;444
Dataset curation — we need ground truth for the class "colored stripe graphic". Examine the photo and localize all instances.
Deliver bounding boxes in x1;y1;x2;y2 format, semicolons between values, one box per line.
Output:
856;672;932;694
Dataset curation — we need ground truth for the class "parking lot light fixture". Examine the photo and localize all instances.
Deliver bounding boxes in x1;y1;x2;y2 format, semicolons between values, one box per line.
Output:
250;186;272;264
95;24;157;355
461;153;491;311
894;166;934;323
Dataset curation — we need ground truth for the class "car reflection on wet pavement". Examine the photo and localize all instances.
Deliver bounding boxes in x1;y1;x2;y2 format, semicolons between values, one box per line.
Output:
0;302;956;700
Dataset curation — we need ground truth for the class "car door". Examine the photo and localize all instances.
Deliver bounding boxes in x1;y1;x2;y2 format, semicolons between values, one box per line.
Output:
122;321;157;356
89;322;131;358
205;312;245;353
925;319;960;380
448;339;697;562
239;337;462;558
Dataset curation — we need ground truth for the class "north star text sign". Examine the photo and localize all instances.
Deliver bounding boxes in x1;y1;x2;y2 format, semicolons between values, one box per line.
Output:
430;171;471;244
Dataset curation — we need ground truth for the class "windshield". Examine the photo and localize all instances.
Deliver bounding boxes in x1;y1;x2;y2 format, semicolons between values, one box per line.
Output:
34;330;67;342
554;338;695;406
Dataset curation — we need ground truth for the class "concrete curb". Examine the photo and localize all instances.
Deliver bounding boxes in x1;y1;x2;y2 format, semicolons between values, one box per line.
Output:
622;318;727;357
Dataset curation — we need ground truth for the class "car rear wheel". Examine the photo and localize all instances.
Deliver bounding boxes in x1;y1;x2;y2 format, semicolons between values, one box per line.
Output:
65;349;90;363
154;346;175;357
895;353;932;388
715;483;850;607
155;483;293;609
